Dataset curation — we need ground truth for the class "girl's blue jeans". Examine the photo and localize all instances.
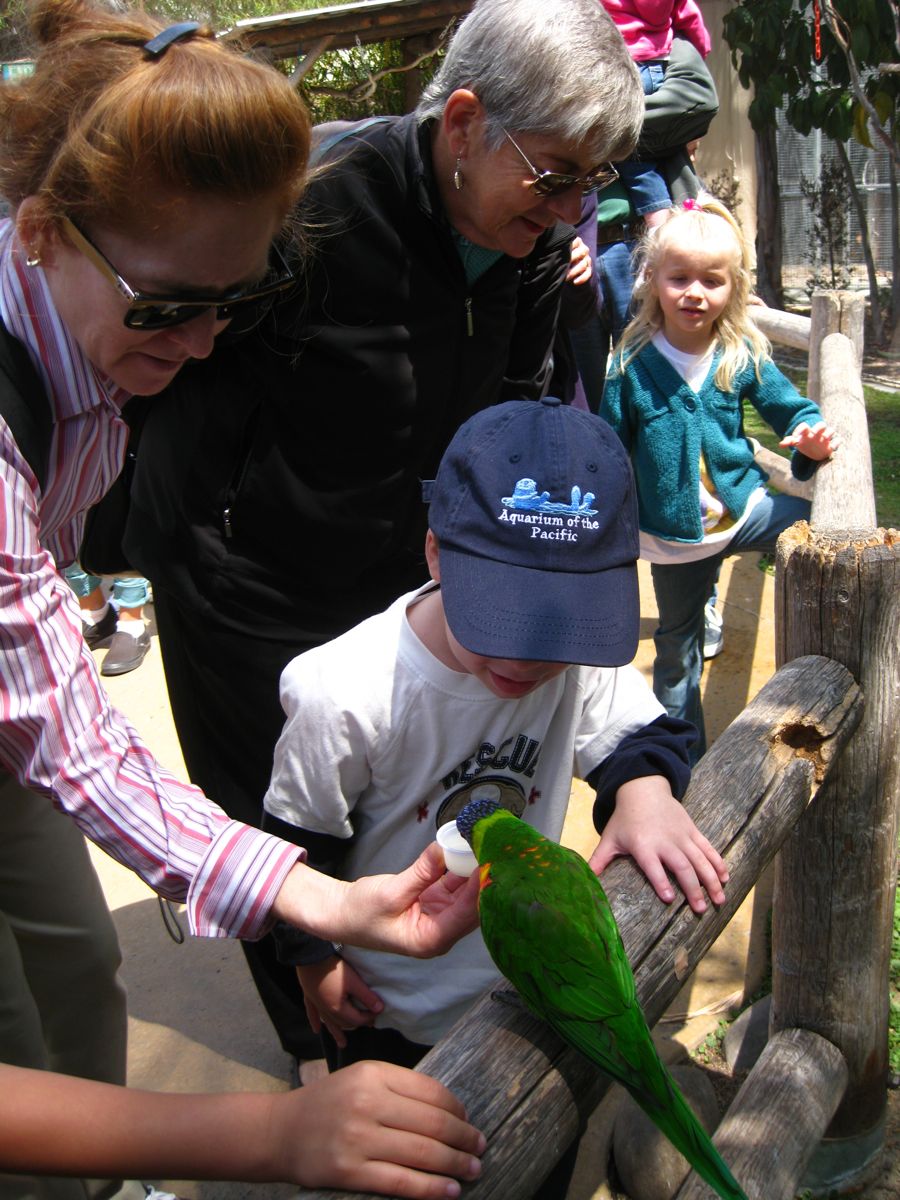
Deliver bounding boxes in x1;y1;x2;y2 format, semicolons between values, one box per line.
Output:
649;491;810;763
63;564;150;610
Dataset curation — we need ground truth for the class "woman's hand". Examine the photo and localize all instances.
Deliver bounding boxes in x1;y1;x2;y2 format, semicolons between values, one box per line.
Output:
779;420;840;460
273;843;481;957
273;1061;485;1198
588;776;729;914
296;956;383;1048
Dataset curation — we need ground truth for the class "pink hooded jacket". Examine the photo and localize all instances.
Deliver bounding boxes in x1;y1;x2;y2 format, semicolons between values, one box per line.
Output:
601;0;711;61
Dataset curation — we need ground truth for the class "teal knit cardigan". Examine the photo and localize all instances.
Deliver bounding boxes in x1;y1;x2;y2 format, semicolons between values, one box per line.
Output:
601;343;822;543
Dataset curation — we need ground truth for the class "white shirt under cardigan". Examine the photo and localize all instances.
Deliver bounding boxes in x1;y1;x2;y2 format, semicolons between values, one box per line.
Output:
264;583;664;1045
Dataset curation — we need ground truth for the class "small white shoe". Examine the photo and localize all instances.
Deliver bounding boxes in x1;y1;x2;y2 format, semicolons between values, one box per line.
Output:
703;603;724;659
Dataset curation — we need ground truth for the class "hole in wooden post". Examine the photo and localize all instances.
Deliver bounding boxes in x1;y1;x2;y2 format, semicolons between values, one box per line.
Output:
772;721;827;781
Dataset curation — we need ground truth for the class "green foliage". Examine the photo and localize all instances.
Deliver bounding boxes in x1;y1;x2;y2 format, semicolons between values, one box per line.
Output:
143;0;439;121
692;1019;730;1065
890;882;900;1075
722;0;899;149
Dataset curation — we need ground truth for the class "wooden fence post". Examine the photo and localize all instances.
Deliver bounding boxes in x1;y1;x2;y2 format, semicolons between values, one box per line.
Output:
807;290;866;403
772;313;900;1192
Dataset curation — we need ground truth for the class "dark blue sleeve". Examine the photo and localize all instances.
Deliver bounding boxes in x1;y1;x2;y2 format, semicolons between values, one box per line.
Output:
584;714;697;833
264;812;351;966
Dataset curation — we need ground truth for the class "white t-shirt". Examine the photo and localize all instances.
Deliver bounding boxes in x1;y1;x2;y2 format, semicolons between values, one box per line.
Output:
264;583;664;1044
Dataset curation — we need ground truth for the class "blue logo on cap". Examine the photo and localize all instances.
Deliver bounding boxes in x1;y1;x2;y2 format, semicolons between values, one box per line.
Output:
501;479;597;516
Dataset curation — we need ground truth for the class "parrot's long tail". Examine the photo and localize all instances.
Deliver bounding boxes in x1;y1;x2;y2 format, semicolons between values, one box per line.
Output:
630;1062;748;1200
557;1015;748;1200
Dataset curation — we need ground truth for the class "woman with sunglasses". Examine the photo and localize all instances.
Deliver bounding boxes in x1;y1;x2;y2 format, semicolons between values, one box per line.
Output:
0;3;485;1197
124;0;644;1076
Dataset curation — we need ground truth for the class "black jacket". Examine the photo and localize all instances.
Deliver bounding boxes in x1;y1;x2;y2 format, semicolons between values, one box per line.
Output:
126;114;573;644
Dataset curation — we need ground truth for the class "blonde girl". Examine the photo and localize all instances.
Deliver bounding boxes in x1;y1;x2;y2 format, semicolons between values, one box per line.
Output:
601;197;838;761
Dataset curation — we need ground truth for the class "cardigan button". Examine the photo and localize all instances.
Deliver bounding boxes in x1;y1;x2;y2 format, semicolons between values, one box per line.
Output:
683;397;696;411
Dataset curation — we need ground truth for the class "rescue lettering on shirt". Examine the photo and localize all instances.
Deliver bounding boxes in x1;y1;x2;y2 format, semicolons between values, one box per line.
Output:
442;733;541;789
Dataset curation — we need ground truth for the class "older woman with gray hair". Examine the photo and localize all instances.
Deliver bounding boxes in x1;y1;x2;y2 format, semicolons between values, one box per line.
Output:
125;0;645;1087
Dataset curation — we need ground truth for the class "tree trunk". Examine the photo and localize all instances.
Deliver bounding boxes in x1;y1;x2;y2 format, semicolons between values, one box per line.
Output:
834;138;884;344
754;122;784;307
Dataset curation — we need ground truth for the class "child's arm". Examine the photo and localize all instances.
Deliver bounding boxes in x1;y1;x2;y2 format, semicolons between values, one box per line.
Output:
588;775;728;914
749;360;839;478
779;420;839;460
0;1062;484;1199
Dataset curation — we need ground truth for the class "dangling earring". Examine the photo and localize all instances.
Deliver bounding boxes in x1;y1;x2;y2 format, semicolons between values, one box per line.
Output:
453;158;464;191
25;251;42;267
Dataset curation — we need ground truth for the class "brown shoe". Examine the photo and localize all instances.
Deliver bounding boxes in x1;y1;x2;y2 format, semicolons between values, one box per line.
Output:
101;628;150;676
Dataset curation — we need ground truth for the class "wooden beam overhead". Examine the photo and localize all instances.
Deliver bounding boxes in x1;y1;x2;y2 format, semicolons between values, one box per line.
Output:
226;0;473;61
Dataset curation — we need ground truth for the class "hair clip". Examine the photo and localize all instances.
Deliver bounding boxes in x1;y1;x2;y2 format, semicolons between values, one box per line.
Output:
682;197;700;211
143;21;200;58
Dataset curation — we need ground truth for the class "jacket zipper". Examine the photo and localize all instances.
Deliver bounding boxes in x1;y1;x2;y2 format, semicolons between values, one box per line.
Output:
465;296;474;337
222;405;261;539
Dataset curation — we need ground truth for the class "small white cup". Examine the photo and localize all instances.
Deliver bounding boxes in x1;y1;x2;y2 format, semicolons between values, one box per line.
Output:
436;821;479;877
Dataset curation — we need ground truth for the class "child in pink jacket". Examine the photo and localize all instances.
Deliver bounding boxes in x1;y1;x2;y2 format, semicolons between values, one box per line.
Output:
600;0;713;231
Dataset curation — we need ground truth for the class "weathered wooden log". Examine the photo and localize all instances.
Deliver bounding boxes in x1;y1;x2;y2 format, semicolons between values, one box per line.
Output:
304;656;862;1200
807;331;876;533
675;1029;848;1200
774;519;900;1186
807;290;865;403
749;305;810;352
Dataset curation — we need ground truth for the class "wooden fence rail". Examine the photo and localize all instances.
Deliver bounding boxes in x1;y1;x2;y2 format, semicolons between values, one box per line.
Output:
305;655;863;1200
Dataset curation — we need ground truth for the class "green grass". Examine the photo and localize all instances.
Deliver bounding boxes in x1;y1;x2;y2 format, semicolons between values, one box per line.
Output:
743;367;900;530
891;885;900;1075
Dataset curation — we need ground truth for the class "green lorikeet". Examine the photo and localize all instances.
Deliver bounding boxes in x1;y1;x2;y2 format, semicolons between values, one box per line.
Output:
456;797;748;1200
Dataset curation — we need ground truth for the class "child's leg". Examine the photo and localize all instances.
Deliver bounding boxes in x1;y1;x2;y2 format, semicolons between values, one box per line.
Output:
639;36;718;158
596;239;640;347
727;493;811;555
321;1025;430;1072
650;555;722;763
110;575;151;622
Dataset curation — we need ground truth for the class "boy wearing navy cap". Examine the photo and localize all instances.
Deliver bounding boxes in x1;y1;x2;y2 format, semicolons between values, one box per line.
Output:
264;398;729;1076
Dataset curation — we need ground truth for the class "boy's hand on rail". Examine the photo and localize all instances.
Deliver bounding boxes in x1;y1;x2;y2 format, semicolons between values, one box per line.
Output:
589;776;729;914
780;420;840;460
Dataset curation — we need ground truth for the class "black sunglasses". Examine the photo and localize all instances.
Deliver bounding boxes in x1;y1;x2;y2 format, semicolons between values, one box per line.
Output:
60;216;296;331
503;130;619;198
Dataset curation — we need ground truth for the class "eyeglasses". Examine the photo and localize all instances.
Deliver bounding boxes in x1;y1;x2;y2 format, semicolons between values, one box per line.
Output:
60;216;296;331
503;130;619;198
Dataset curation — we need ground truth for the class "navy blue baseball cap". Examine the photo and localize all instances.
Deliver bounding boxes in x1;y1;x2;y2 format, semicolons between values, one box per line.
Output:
427;397;639;667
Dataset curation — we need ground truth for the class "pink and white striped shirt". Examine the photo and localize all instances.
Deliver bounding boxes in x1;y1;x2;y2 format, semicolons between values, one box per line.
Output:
0;219;301;938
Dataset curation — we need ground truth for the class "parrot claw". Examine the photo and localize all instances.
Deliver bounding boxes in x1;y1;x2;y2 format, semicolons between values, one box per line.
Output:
491;987;527;1011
